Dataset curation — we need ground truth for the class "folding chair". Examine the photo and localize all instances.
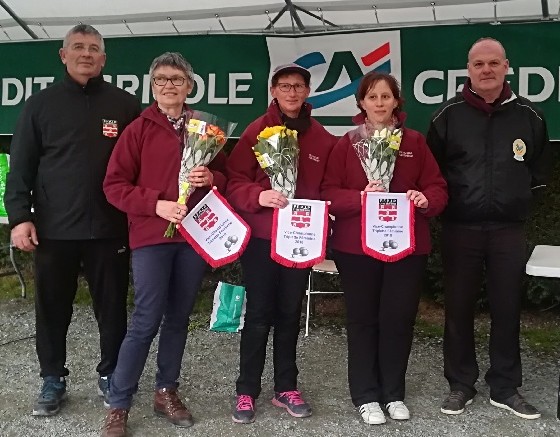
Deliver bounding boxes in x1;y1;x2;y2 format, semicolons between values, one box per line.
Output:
304;259;341;336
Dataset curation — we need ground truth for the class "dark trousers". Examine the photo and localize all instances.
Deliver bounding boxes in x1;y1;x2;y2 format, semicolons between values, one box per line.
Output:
442;223;526;401
34;238;129;378
333;251;427;406
236;238;310;398
109;243;207;409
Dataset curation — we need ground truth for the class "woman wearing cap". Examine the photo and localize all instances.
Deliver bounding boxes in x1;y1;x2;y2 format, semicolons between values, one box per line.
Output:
100;52;226;436
321;72;447;425
226;63;337;424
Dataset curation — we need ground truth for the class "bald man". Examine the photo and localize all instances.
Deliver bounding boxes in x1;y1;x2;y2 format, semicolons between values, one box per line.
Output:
427;37;550;420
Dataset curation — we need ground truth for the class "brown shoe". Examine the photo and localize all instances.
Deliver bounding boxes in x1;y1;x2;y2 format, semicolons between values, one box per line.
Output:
154;388;194;428
101;408;128;437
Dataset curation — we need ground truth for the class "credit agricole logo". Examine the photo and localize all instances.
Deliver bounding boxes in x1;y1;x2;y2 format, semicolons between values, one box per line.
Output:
267;31;401;120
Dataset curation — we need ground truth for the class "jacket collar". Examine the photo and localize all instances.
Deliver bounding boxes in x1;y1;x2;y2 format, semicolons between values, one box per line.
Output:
267;99;313;135
143;101;192;132
267;99;312;121
62;69;105;92
461;78;515;113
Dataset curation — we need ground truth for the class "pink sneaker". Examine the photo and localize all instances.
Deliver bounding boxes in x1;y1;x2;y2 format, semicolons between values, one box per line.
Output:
272;390;312;418
232;395;255;424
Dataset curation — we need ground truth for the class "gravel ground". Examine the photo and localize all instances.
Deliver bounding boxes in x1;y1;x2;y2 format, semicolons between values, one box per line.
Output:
1;298;559;437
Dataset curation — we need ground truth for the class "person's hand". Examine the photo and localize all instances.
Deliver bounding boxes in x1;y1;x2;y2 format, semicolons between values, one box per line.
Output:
363;180;386;193
259;190;288;209
362;180;386;203
11;221;38;252
407;189;429;209
156;200;188;223
188;166;214;188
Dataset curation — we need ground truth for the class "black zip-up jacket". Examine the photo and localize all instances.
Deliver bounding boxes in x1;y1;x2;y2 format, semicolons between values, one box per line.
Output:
427;91;550;224
5;71;141;239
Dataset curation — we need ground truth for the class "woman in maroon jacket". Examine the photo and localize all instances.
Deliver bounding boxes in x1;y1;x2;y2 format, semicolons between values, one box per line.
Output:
226;64;337;424
101;53;226;436
321;72;447;425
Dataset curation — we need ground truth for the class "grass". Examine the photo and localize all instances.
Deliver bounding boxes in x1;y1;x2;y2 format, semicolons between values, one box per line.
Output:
3;271;560;354
0;275;28;299
414;318;444;338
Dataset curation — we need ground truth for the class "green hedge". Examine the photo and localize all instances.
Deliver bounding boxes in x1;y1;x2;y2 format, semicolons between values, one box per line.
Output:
425;146;560;306
1;145;558;307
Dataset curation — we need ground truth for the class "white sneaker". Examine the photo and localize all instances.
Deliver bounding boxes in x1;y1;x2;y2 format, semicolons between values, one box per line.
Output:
386;401;410;420
358;402;386;425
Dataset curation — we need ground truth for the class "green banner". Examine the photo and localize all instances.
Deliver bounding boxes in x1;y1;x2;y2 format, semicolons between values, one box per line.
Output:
0;35;270;137
0;22;559;138
401;21;560;139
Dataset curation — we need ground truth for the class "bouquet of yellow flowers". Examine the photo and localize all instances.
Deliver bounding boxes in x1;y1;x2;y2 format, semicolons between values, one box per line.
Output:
164;111;237;237
351;127;403;191
253;125;299;198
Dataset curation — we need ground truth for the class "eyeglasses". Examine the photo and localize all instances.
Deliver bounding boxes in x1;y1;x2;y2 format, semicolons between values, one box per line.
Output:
276;83;307;93
152;76;187;86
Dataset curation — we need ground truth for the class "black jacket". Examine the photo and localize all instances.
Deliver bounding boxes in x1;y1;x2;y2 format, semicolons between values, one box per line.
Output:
5;71;141;239
427;91;550;225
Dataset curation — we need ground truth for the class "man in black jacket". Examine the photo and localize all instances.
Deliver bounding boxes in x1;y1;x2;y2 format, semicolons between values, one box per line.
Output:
5;24;141;416
427;37;550;420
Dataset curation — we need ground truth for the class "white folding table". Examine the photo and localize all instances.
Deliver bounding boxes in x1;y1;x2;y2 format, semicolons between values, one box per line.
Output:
525;245;560;419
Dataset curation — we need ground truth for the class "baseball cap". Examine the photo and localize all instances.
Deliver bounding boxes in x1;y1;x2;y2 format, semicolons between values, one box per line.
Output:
271;63;311;85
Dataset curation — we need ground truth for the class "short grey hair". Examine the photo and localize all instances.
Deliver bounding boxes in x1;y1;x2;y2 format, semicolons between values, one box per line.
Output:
149;52;194;83
63;24;104;52
468;37;507;60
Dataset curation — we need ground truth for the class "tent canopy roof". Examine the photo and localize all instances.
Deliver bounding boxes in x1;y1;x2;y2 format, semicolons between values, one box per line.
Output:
0;0;558;41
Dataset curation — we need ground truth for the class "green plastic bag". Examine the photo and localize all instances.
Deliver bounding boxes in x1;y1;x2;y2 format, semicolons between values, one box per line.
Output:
209;281;246;332
0;154;9;218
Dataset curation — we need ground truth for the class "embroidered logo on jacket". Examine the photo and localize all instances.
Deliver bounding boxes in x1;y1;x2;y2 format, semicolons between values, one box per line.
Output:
308;154;320;163
102;119;118;138
398;151;413;158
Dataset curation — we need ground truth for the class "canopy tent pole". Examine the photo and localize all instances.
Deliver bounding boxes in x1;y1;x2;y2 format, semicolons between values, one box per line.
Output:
293;5;338;28
265;5;288;30
540;0;549;19
0;0;38;39
285;0;305;32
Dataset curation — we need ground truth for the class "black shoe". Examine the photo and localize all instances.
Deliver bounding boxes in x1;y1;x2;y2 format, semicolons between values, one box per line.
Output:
32;376;67;416
490;393;541;420
440;390;473;415
98;374;112;408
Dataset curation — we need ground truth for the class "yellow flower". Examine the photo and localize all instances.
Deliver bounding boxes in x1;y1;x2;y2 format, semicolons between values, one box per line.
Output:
258;127;273;139
388;131;403;150
258;125;298;140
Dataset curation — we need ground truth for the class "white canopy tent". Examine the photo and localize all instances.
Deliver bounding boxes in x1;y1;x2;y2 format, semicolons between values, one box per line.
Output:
0;0;558;41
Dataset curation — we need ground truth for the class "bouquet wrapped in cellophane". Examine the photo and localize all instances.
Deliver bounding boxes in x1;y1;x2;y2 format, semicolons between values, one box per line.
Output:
350;126;402;191
253;126;299;198
164;111;237;237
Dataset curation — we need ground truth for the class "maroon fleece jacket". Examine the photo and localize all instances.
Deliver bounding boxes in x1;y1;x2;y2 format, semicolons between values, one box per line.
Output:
104;102;227;249
321;115;448;256
226;102;337;240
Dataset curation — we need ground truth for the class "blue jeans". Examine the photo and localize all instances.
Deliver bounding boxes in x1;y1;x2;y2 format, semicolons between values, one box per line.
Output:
109;243;207;409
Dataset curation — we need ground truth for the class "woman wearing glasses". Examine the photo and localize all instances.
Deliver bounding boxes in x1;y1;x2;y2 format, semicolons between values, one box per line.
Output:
101;52;226;436
226;64;337;424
